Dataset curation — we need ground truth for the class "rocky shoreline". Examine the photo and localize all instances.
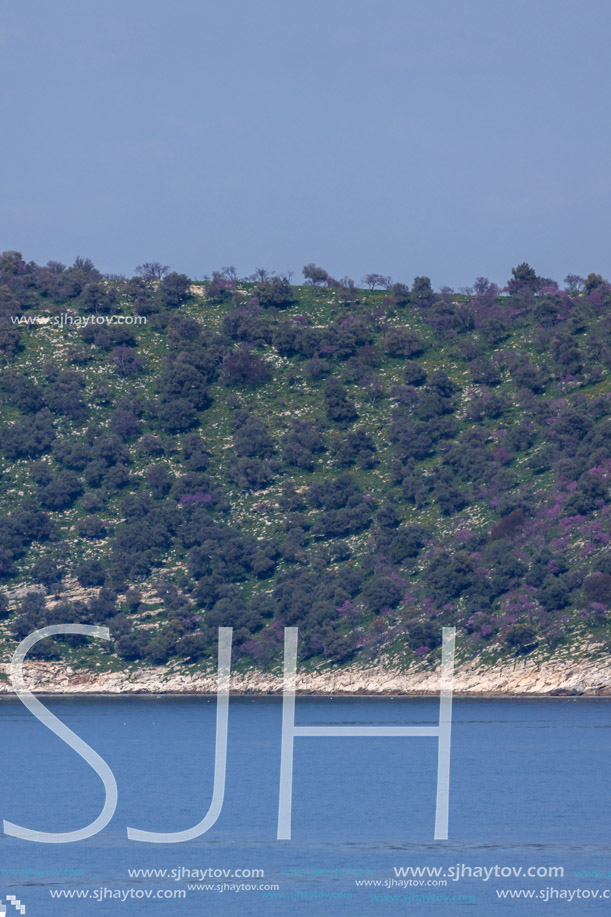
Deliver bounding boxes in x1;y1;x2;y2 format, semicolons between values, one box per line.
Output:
2;647;611;696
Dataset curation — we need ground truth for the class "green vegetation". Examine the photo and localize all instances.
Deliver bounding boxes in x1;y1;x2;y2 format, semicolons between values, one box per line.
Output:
1;255;610;672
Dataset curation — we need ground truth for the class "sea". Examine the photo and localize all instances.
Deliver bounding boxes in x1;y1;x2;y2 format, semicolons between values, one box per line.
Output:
0;695;610;915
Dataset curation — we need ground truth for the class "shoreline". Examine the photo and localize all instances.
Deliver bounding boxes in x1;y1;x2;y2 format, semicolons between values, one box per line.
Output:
2;647;611;697
1;691;610;700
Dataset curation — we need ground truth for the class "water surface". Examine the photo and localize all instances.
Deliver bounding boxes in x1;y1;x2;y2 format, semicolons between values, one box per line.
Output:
1;696;609;914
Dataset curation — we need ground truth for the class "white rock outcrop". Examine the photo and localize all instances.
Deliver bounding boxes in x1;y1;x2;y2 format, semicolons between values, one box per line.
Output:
1;648;610;696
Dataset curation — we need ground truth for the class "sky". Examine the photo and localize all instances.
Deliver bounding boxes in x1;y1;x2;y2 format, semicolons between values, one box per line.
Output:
1;0;610;289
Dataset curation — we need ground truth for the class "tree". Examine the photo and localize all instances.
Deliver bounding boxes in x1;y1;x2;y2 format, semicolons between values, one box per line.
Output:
283;420;325;470
362;273;392;291
222;351;272;387
337;277;359;305
79;282;115;314
584;272;605;293
302;263;330;286
206;271;235;303
147;464;173;499
403;362;427;386
75;559;107;587
117;631;149;661
505;623;538;654
112;407;141;441
234;413;275;458
43;369;88;419
324;378;358;423
0;250;24;276
389;282;410;307
158;398;199;434
219;265;239;282
37;470;82;510
77;515;107;539
0;320;22;361
411;276;434;307
564;274;585;293
135;262;169;281
583;573;611;606
470;356;500;386
473;276;499;301
387;526;426;563
227;456;276;491
73;256;97;274
332;429;376;468
2;411;56;459
255;275;294;308
159;363;210;410
383;327;424;358
362;575;402;613
159;272;191;307
507;262;541;294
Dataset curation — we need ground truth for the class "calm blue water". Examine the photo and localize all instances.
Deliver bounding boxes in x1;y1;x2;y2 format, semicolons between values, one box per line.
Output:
1;696;610;915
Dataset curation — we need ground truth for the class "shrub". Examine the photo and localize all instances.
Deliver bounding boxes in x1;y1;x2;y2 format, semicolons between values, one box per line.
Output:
159;272;190;307
283;420;324;470
505;623;538;654
227;457;276;491
206;271;235;303
157;398;199;433
147;464;173;498
387;526;426;563
324;378;357;423
490;509;527;541
112;347;143;376
406;620;442;652
536;575;571;612
222;351;272;387
234;413;275;458
117;631;149;661
75;559;107;587
76;516;107;539
332;429;376;468
583;573;611;606
403;362;427;386
159;363;210;410
362;576;402;613
411;276;434;307
305;356;330;380
255;276;294;308
3;411;56;459
383;327;424;358
470;357;501;386
38;471;82;510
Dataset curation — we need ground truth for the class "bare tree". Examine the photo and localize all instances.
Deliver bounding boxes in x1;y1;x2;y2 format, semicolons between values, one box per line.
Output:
73;256;97;273
362;273;392;291
220;265;239;282
135;261;170;281
564;274;585;294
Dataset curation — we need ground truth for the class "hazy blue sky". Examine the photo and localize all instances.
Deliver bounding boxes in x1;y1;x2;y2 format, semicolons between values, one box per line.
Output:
1;0;610;288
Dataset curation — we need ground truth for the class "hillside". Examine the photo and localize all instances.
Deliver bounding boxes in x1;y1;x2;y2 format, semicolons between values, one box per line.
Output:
1;255;610;685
